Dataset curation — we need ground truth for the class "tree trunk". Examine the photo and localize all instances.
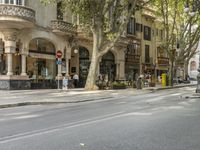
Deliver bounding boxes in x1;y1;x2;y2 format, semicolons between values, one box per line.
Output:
168;60;174;86
84;31;100;90
183;60;189;80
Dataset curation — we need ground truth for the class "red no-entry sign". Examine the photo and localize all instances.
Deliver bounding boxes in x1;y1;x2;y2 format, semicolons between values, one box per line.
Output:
56;50;62;58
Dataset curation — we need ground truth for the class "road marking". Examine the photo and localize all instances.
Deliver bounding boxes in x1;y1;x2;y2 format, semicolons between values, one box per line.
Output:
146;97;163;102
2;112;30;116
0;110;155;144
0;111;125;144
171;93;182;96
14;115;40;119
116;102;127;104
122;112;152;116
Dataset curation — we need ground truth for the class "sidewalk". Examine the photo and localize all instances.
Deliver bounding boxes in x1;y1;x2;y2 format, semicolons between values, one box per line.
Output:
0;83;196;109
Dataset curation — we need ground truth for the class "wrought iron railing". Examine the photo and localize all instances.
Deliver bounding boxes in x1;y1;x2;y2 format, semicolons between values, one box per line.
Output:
0;4;35;22
51;20;77;33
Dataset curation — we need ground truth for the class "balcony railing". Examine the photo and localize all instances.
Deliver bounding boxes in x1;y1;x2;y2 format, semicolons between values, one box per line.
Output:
0;4;35;22
157;57;169;66
51;20;77;34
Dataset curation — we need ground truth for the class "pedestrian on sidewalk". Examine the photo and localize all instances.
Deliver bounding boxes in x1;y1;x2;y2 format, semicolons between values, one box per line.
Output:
73;73;79;88
136;77;142;89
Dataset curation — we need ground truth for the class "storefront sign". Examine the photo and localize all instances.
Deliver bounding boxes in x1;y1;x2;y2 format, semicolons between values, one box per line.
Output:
56;60;62;65
29;52;55;59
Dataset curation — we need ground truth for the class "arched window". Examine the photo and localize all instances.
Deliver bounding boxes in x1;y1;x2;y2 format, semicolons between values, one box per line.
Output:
100;51;116;81
190;61;197;71
0;0;25;6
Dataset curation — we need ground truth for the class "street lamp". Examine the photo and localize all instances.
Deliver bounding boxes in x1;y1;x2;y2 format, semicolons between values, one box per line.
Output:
74;48;79;54
184;0;200;92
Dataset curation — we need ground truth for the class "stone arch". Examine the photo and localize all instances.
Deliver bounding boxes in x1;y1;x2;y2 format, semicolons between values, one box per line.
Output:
19;29;68;54
109;49;118;64
79;46;90;59
29;38;56;54
77;41;92;59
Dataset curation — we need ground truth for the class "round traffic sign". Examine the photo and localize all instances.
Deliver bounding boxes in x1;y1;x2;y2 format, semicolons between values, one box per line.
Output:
56;50;62;58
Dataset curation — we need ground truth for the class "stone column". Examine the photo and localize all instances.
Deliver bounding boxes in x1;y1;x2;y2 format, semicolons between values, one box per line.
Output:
7;53;13;75
3;30;17;76
0;39;3;74
116;60;125;80
21;54;27;76
65;58;69;76
20;46;28;76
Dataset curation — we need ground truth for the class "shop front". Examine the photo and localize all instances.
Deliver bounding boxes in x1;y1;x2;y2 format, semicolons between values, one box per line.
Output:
100;51;116;82
27;38;57;89
125;43;140;81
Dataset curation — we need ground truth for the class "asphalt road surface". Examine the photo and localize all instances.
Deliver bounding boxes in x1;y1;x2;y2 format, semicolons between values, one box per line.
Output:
0;87;200;150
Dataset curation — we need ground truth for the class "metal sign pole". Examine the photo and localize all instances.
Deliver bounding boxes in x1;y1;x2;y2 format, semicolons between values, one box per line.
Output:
56;51;62;90
58;74;59;90
57;58;62;90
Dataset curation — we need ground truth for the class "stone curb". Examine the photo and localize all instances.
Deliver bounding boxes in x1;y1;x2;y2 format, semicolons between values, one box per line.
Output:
0;84;196;109
0;96;114;109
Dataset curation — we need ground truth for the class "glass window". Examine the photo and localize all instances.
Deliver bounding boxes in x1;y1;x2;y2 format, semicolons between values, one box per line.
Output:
127;18;136;35
0;0;24;5
57;2;63;20
16;0;22;5
145;45;150;63
144;26;151;41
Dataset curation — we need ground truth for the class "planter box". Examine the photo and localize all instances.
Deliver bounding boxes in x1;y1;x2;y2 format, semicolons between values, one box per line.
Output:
112;85;126;89
149;82;156;87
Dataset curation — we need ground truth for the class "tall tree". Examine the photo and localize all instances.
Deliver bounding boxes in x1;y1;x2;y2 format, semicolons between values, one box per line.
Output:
175;9;200;79
41;0;151;90
152;0;199;85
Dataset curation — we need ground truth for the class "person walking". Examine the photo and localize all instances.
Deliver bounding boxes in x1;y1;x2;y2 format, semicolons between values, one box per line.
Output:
136;77;142;89
73;73;79;88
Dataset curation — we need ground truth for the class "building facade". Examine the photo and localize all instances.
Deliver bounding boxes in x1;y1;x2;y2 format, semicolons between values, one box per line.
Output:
0;0;165;90
188;42;200;80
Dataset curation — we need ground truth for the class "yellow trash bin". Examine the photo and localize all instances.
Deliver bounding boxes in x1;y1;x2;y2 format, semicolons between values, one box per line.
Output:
162;73;167;87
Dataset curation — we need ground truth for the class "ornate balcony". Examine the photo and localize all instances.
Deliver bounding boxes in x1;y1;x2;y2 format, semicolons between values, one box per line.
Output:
0;4;35;29
51;20;77;36
157;57;169;66
142;7;156;20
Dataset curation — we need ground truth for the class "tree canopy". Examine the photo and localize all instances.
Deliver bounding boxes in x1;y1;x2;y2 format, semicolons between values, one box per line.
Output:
152;0;200;84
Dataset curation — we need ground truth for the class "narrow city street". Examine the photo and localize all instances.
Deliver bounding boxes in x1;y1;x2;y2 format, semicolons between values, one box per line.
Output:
0;87;200;150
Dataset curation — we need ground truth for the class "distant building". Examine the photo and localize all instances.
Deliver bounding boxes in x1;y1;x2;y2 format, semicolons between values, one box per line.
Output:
188;42;200;80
